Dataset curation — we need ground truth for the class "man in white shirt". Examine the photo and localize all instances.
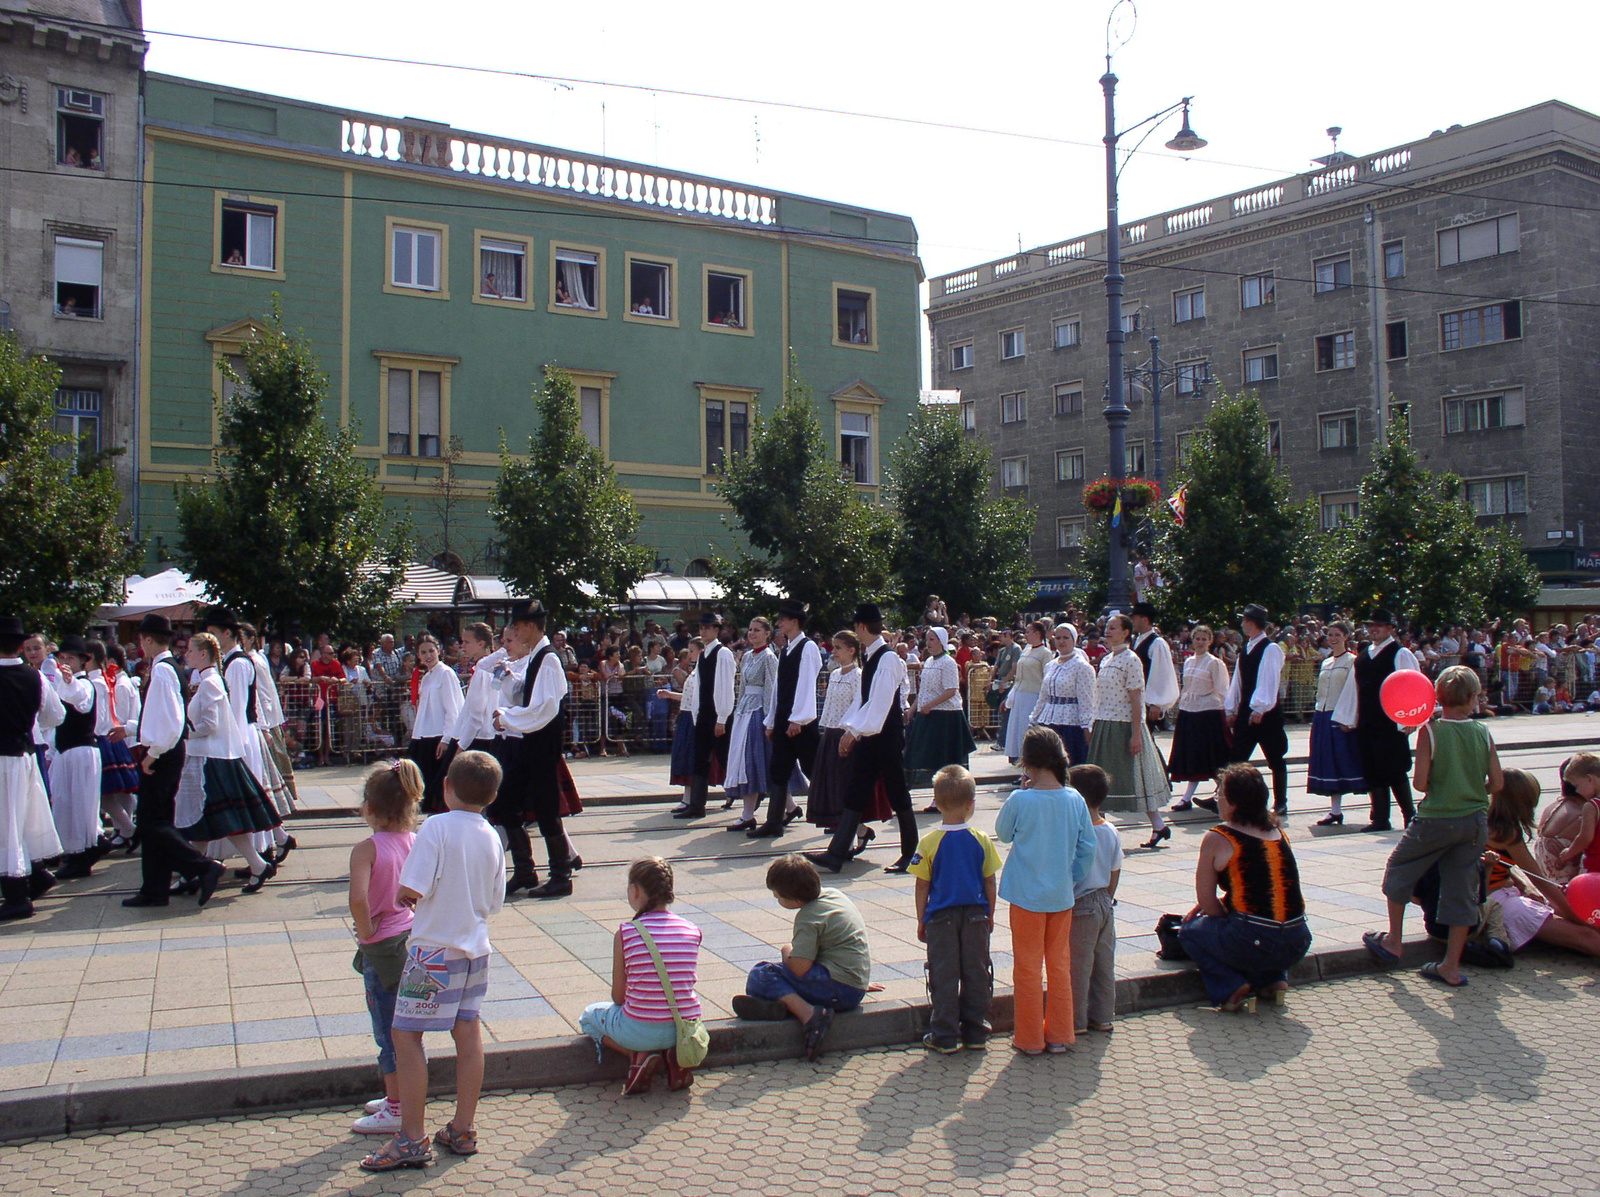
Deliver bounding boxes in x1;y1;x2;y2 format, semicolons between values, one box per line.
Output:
492;601;573;899
1353;608;1420;832
808;603;920;874
675;610;734;820
1223;603;1290;817
751;599;822;839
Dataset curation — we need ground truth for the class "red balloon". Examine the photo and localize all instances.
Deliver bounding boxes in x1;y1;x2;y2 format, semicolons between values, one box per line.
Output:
1567;873;1600;928
1380;669;1436;728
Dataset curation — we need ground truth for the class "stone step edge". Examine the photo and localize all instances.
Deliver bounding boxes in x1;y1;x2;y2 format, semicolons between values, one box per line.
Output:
0;939;1426;1142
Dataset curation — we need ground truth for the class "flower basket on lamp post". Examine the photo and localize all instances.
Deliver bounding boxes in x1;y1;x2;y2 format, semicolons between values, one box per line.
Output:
1082;476;1161;514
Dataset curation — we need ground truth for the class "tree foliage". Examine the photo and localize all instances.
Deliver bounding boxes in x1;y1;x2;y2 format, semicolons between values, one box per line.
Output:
1156;390;1310;625
175;305;410;639
492;368;652;623
712;371;896;633
885;405;1036;623
0;335;140;633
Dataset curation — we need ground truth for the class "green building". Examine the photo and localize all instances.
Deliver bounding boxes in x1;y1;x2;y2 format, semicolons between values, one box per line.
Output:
136;74;922;575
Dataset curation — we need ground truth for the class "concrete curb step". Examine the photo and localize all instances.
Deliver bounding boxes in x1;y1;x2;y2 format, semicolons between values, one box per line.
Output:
0;940;1433;1143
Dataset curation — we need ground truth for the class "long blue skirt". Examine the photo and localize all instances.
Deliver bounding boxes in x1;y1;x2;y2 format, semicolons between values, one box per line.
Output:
669;711;696;786
99;735;140;795
1307;710;1365;795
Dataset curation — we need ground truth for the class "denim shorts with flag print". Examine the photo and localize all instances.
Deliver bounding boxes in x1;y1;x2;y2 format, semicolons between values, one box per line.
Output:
390;944;490;1033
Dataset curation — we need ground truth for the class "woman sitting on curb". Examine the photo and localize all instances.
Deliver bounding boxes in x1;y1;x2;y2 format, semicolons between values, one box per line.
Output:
1178;763;1312;1013
580;857;703;1095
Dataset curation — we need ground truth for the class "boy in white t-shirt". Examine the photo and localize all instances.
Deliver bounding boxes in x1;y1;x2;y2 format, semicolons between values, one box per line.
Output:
360;750;505;1172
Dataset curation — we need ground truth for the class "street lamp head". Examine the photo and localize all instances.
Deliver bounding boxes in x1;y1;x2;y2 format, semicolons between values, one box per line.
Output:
1164;99;1207;152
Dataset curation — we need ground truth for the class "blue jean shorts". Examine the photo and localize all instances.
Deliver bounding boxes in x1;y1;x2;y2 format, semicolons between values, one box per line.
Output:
391;946;489;1033
578;1002;679;1058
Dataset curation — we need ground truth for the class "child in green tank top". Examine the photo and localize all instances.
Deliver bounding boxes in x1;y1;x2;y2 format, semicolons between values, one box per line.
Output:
1367;666;1503;988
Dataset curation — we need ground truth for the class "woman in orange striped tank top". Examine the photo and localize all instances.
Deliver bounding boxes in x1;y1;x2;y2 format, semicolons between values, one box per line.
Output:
1178;763;1312;1012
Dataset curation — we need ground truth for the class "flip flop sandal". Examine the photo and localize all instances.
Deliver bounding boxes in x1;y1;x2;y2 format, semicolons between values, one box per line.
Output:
1363;931;1401;964
803;1008;834;1062
1419;962;1469;988
359;1132;433;1172
432;1121;478;1156
622;1051;664;1095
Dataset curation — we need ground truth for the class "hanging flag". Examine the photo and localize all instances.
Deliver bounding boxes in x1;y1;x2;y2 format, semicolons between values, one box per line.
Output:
1111;492;1123;529
1167;483;1189;528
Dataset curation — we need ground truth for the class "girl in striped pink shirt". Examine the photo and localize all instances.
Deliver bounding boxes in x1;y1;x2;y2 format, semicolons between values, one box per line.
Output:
581;856;703;1095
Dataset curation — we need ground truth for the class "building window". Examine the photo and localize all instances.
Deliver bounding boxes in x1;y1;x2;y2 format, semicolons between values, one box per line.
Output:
53;236;103;319
840;411;873;482
1438;214;1519;266
1121;308;1142;335
1000;391;1026;423
1055;449;1084;482
1321;492;1359;530
1001;456;1028;488
625;256;672;320
835;286;874;347
1175;359;1209;397
1240;272;1275;309
1441;301;1521;351
55;88;104;170
578;386;606;449
386;367;443;458
1444;389;1525;434
1383;240;1405;279
1466;476;1528;516
999;328;1026;359
1052;317;1080;349
1314;254;1353;293
1053;383;1083;416
960;401;975;431
1243;345;1279;383
217;202;277;271
1386;321;1408;360
478;237;527;301
1315;331;1356;371
1173;287;1205;323
53;388;101;459
1126;440;1146;476
553;246;601;311
1319;411;1358;450
705;267;749;331
1175;430;1196;469
705;397;750;473
1056;517;1085;550
391;223;443;292
950;341;973;370
1266;420;1282;463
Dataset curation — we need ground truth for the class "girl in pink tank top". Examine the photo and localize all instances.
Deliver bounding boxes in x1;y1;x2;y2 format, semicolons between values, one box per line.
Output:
349;760;422;1135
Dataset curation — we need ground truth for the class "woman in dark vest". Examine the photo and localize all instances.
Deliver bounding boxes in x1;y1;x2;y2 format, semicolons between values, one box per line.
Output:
0;615;65;920
1353;609;1421;832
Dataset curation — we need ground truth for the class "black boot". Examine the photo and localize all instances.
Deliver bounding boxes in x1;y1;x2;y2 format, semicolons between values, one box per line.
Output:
28;865;56;900
748;784;788;838
0;876;32;921
807;811;862;872
674;776;708;819
53;852;94;881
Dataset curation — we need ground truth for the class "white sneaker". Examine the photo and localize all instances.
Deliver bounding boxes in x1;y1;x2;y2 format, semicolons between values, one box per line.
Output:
363;1096;388;1114
352;1105;402;1134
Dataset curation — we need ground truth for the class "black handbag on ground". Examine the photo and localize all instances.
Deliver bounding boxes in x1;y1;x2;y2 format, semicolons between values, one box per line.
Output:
1155;913;1190;961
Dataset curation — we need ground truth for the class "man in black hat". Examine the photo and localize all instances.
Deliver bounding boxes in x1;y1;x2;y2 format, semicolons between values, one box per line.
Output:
675;610;734;820
807;602;920;873
0;615;66;919
492;600;575;898
750;599;821;839
1353;608;1420;832
1129;601;1179;728
123;613;225;908
1223;603;1290;818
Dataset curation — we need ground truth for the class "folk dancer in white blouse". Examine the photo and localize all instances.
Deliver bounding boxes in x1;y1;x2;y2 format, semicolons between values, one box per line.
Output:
660;638;703;795
244;624;298;806
205;607;294;864
46;635;108;880
725;618;779;831
903;626;977;787
1223;604;1290;819
1002;623;1053;764
1088;613;1173;847
406;634;465;814
1306;621;1364;826
1029;623;1096;766
0;614;64;921
1167;625;1233;811
87;639;141;851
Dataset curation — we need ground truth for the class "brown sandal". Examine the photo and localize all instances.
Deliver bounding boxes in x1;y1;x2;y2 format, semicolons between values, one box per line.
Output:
359;1132;433;1172
432;1120;478;1156
664;1050;695;1092
622;1051;664;1095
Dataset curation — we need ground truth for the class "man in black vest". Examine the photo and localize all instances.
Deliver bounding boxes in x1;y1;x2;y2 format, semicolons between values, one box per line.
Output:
807;603;920;874
493;600;574;898
0;615;65;920
1130;601;1179;732
1354;608;1420;832
750;599;822;839
674;610;734;820
123;613;225;908
1224;604;1290;817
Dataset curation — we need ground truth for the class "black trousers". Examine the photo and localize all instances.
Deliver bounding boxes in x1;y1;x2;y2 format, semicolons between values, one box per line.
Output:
763;722;820;824
691;716;729;780
135;745;211;898
497;733;570;882
1232;712;1289;811
1359;726;1415;825
826;728;918;859
408;735;446;814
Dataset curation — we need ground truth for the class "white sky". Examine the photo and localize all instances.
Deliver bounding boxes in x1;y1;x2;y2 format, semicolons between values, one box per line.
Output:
142;0;1600;384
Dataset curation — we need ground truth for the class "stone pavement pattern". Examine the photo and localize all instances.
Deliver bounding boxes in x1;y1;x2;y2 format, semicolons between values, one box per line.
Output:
10;961;1599;1196
0;715;1592;1091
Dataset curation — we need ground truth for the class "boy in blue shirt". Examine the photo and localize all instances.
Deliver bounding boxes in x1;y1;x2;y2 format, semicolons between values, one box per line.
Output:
909;765;1002;1052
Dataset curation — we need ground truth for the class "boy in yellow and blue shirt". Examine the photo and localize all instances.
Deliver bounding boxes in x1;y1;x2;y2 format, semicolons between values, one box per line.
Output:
909;765;1002;1052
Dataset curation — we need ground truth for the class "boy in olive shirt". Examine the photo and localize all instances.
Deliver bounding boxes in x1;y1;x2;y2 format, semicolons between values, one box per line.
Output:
734;854;872;1061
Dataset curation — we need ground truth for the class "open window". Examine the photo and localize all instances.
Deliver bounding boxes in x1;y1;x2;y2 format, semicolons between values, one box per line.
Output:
56;88;104;170
479;238;526;301
628;258;671;319
705;268;748;331
54;236;103;319
835;287;874;347
840;411;873;482
553;247;601;311
53;388;101;459
219;202;277;270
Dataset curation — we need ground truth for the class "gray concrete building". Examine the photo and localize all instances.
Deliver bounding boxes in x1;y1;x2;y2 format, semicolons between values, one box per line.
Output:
0;1;144;510
926;101;1600;591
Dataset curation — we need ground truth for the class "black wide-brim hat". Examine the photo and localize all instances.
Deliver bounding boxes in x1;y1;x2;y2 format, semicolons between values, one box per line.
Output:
1238;603;1270;627
852;602;883;626
200;604;240;632
508;599;547;624
1130;601;1158;620
0;616;24;639
776;599;809;623
1367;607;1398;627
698;611;722;627
138;613;173;636
57;634;89;657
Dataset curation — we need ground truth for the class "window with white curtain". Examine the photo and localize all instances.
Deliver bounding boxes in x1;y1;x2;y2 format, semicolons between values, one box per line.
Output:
479;239;525;300
392;226;440;290
54;236;103;318
840;411;873;482
555;248;598;309
220;203;276;270
580;386;603;448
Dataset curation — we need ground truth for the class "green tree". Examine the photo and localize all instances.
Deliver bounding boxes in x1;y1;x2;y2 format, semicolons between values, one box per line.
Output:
175;305;410;638
1476;521;1542;623
712;371;896;633
0;335;140;632
492;368;652;622
1156;390;1310;625
885;405;1035;623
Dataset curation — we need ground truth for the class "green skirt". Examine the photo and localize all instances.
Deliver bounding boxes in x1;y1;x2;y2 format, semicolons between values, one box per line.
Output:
1087;719;1172;812
903;709;978;788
